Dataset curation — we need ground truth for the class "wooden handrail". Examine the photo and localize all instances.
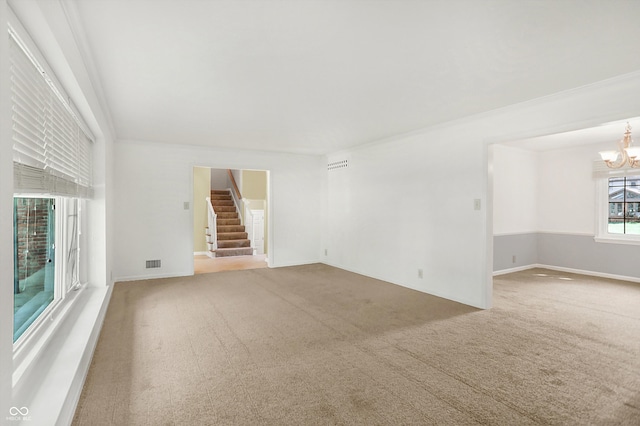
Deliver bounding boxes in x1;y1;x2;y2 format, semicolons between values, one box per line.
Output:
227;169;242;200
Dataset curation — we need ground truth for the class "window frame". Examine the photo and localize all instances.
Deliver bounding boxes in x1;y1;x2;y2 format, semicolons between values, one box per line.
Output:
594;176;640;245
12;195;86;350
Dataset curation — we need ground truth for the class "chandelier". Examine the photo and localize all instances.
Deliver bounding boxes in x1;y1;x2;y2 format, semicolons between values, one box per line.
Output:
599;123;640;169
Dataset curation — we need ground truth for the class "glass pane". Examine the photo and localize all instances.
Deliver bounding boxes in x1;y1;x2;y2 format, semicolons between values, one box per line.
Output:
65;198;79;291
607;176;640;236
14;197;55;342
609;177;626;187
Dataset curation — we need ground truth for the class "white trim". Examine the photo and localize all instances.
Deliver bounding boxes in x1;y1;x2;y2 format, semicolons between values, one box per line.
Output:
59;0;118;140
492;264;537;276
193;251;209;256
493;263;640;284
11;285;112;426
593;236;640;245
492;231;538;237
269;259;320;269
536;230;594;237
328;70;640;158
57;285;113;425
114;272;193;282
493;231;595;237
594;174;640;245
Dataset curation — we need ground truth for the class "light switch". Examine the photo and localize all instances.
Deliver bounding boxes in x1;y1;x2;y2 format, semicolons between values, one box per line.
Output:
183;201;190;210
474;199;481;210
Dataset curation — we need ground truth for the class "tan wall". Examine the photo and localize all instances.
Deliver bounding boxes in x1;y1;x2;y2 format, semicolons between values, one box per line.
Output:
242;170;267;199
241;170;268;255
193;166;211;252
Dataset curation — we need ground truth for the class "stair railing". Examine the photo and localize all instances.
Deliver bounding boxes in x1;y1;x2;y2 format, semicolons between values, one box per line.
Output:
244;203;256;254
205;197;217;255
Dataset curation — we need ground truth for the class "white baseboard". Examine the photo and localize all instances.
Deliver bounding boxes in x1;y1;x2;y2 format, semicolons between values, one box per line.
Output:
114;271;192;282
269;259;320;268
493;264;538;276
193;251;209;256
494;263;640;284
535;264;640;284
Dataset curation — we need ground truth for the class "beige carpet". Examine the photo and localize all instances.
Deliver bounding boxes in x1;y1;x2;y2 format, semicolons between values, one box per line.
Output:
72;265;640;425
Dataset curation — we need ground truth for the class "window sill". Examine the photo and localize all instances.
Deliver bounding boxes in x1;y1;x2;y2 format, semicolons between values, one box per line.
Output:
594;236;640;246
12;285;112;425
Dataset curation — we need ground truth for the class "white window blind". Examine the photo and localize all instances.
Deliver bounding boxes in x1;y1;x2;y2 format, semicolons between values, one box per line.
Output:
593;161;640;179
9;28;93;198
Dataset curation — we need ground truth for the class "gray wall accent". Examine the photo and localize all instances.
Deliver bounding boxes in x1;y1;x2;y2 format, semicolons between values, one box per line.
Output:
494;232;640;281
493;233;538;272
537;233;640;280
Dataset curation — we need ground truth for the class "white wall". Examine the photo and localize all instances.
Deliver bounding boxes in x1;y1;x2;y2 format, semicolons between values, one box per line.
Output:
193;167;210;252
537;143;610;235
113;140;324;280
210;168;229;190
326;127;490;308
325;71;640;309
492;145;538;235
2;0;116;423
0;1;13;418
493;141;612;236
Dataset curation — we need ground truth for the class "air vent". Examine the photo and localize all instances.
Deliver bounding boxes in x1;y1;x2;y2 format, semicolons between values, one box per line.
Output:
146;259;161;269
327;159;348;171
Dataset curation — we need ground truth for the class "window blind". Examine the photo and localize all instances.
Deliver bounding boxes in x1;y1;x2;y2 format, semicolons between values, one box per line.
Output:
9;28;93;198
593;161;640;179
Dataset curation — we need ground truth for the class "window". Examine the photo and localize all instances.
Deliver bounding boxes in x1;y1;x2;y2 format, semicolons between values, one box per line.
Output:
607;176;640;235
10;24;93;345
13;198;55;341
595;173;640;245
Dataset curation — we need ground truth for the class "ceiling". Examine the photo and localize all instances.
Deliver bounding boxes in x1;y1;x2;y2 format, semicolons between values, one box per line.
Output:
70;0;640;155
503;117;640;152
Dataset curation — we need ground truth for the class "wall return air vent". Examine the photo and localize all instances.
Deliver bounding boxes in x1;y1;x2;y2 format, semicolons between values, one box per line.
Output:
327;159;348;171
146;259;161;269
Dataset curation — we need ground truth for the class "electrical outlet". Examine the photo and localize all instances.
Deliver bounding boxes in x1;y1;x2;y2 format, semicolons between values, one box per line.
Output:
418;268;423;279
474;199;481;210
512;255;516;263
183;201;190;210
324;249;328;256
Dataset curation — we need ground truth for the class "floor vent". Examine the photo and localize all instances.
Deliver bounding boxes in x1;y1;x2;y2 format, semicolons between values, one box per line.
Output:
146;259;161;269
328;159;348;171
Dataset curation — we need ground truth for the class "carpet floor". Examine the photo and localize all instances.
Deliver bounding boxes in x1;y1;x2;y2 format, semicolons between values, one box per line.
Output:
72;265;640;425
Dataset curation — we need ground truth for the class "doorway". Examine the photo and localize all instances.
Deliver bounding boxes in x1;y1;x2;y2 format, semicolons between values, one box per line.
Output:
193;167;270;274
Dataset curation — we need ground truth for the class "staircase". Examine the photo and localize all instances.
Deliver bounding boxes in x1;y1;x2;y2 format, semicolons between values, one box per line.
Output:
209;189;253;257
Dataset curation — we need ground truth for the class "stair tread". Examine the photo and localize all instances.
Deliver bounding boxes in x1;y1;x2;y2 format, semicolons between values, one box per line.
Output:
217;233;248;240
217;239;251;248
213;247;254;257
